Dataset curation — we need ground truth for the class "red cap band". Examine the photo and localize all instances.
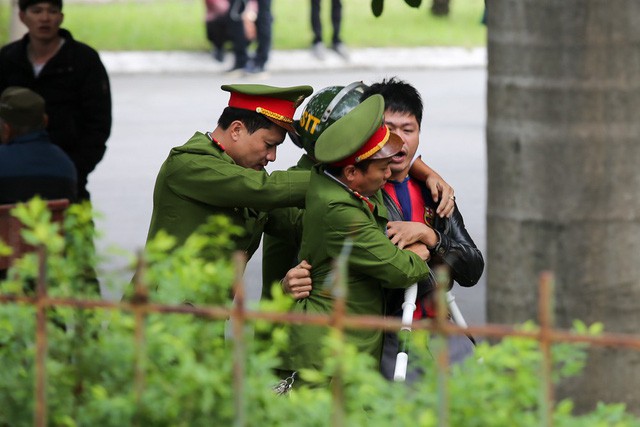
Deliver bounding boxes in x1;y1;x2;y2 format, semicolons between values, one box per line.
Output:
228;92;295;123
331;125;390;167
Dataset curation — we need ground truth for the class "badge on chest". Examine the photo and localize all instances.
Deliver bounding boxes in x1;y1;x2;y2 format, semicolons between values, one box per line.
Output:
423;206;435;227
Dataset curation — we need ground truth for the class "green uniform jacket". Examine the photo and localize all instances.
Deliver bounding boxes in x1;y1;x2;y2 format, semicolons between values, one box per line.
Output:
280;165;431;372
261;153;314;298
146;132;309;259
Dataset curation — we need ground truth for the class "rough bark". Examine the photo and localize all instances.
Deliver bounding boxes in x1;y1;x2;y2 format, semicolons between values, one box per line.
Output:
487;0;640;414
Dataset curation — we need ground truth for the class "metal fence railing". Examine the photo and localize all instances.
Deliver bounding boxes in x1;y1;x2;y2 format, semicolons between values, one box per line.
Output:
3;247;640;427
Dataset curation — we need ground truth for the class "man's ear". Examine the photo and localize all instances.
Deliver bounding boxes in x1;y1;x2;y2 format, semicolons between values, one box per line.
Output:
228;120;245;142
342;165;358;183
0;122;11;144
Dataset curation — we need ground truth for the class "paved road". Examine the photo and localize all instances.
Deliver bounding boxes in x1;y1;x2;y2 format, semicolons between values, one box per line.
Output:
89;67;487;325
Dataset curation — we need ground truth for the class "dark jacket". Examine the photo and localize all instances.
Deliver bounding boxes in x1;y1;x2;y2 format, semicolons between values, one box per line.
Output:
0;131;77;204
382;183;484;316
0;29;112;200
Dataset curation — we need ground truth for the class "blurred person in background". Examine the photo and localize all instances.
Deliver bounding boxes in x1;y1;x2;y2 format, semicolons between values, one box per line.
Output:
0;0;111;202
0;86;76;204
0;86;78;283
0;0;112;292
227;0;270;76
310;0;348;60
204;0;231;62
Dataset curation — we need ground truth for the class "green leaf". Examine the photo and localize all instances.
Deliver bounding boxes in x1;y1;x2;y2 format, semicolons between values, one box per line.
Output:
1;200;640;425
371;0;383;17
589;322;604;335
0;241;12;257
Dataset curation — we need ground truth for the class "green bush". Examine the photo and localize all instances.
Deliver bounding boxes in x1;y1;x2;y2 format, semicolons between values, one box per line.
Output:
0;198;639;426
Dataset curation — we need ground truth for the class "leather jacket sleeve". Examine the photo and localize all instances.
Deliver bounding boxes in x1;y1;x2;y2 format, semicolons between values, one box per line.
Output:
431;203;484;287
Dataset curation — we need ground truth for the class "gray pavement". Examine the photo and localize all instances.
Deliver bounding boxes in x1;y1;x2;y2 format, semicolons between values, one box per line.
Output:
99;46;486;75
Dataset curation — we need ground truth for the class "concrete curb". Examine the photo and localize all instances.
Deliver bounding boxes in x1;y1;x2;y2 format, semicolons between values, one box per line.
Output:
99;47;487;75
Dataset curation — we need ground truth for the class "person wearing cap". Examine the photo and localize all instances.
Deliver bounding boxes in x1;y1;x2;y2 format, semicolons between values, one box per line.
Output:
0;0;111;202
0;86;77;204
277;95;431;381
145;84;313;269
263;82;457;301
360;78;484;381
262;82;457;300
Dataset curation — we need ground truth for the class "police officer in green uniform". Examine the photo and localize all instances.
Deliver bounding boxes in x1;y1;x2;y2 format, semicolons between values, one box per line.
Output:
262;82;456;300
278;94;431;381
145;84;313;263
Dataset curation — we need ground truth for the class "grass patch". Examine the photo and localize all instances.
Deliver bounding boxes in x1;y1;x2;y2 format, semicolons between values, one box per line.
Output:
0;0;486;50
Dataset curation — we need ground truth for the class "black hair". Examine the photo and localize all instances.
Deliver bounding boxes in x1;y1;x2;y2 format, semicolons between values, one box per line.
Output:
360;77;423;128
217;107;276;134
324;158;373;177
324;165;342;177
19;0;62;11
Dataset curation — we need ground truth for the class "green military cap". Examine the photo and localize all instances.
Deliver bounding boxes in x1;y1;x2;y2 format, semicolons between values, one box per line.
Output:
315;94;403;166
0;86;46;128
221;84;313;134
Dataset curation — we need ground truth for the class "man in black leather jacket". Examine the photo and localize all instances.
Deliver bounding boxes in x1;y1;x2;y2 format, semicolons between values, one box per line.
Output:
279;78;483;379
360;78;484;381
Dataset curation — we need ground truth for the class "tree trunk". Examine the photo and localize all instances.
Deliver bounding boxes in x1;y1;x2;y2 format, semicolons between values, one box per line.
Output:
430;0;450;16
487;0;640;414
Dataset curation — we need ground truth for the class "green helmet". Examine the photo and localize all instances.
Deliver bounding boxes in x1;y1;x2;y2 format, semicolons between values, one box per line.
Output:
293;81;368;158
